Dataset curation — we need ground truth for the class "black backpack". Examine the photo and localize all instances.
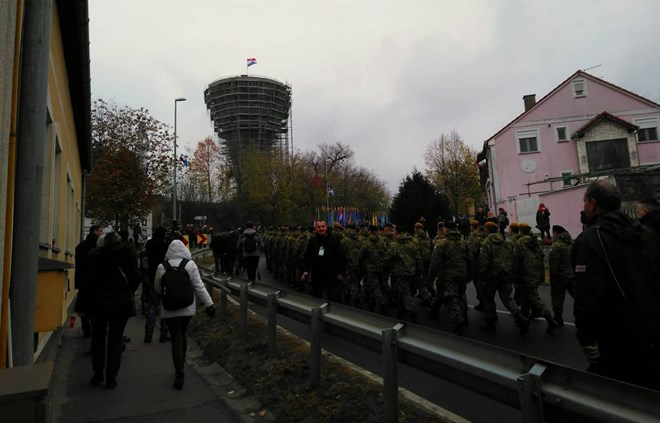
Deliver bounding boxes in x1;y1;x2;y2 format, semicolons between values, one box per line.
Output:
161;259;194;311
243;233;258;254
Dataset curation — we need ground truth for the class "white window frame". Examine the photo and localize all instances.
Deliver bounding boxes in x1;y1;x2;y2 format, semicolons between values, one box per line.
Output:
555;125;569;142
560;170;574;187
572;78;587;98
634;116;659;142
516;129;540;154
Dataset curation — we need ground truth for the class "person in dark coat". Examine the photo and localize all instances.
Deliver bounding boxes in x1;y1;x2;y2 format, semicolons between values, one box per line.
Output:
143;227;170;343
85;232;141;389
496;208;509;236
211;229;239;275
301;220;346;302
572;181;660;389
74;224;104;338
236;222;264;282
535;203;551;240
636;198;660;238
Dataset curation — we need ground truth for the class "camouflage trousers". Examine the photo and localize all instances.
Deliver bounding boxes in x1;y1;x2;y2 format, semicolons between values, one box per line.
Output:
363;273;387;308
483;277;520;322
550;276;575;313
342;269;362;305
472;277;485;304
390;275;418;312
520;280;550;318
442;278;468;325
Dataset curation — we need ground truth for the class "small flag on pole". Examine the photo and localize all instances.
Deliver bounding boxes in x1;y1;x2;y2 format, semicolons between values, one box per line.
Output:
247;57;257;67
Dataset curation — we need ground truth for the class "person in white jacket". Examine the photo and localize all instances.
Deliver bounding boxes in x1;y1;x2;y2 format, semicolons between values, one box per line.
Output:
154;240;215;389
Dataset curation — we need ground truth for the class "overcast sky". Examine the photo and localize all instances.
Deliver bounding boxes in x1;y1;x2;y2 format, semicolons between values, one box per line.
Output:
89;0;660;194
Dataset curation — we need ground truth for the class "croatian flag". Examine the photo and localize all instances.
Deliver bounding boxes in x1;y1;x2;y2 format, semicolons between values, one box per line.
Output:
247;57;257;67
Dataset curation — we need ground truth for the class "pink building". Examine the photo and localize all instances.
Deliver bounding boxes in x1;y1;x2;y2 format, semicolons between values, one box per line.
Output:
481;70;660;237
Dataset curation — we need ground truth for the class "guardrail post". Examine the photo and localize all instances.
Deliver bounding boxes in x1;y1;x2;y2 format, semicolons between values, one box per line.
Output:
383;323;403;423
310;305;326;388
267;292;279;357
219;287;228;323
517;363;547;423
240;281;249;335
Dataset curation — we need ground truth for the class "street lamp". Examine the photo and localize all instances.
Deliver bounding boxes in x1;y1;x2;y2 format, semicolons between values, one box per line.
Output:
173;97;186;229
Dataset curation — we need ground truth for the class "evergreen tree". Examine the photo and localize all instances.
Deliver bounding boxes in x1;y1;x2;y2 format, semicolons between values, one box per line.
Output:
389;170;450;236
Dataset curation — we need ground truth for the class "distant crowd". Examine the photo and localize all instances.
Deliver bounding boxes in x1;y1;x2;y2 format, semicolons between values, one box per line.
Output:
74;180;660;392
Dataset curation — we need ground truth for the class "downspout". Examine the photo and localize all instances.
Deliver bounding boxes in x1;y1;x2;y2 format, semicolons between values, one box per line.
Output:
0;0;24;369
9;0;52;366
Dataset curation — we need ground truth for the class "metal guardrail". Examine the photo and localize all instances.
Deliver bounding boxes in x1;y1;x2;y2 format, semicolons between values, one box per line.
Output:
190;250;660;423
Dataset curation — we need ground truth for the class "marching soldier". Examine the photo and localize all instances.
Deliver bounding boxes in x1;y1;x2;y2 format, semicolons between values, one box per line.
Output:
517;223;559;334
548;225;574;326
478;222;528;334
428;221;469;335
467;220;487;311
358;225;389;314
341;224;363;307
385;225;423;323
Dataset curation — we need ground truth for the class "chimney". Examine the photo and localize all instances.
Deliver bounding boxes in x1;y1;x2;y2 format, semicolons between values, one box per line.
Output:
523;94;536;112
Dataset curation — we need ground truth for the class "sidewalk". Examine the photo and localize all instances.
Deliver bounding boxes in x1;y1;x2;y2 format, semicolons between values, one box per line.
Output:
49;309;241;423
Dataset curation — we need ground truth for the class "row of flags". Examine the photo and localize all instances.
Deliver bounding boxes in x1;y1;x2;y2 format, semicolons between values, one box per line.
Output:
314;206;390;228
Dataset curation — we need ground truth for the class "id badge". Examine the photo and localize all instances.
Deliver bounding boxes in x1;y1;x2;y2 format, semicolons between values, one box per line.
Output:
318;246;325;256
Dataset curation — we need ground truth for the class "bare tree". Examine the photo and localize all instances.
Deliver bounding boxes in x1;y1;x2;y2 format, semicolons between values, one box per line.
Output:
424;130;481;216
303;142;390;212
187;137;231;203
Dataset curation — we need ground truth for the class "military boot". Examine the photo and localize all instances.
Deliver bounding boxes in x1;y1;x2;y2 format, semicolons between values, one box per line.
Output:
554;311;564;327
452;322;466;336
514;312;530;337
144;330;153;343
544;313;559;334
480;320;496;332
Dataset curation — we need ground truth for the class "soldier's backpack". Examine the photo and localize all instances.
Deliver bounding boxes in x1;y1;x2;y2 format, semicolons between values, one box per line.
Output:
243;233;258;254
161;259;194;311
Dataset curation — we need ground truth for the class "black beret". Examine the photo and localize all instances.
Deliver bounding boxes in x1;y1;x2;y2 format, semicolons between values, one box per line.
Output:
552;225;566;234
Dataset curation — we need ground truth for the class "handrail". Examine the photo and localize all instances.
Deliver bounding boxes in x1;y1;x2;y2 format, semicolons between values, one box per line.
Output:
190;250;660;422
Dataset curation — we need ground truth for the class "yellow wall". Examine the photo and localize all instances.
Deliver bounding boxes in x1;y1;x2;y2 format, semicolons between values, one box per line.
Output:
34;3;84;339
35;271;66;332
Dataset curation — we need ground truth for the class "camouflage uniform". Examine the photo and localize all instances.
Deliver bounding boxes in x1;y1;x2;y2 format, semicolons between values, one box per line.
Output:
508;232;524;306
478;232;527;332
263;229;273;272
380;227;395;248
292;229;311;291
270;230;284;280
428;230;469;333
431;229;445;245
467;230;487;306
358;232;388;313
518;234;558;333
385;232;422;322
284;229;298;287
341;229;362;306
548;231;575;325
413;228;433;301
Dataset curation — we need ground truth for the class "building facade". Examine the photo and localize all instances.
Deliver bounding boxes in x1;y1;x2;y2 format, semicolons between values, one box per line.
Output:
0;0;91;367
481;70;660;237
